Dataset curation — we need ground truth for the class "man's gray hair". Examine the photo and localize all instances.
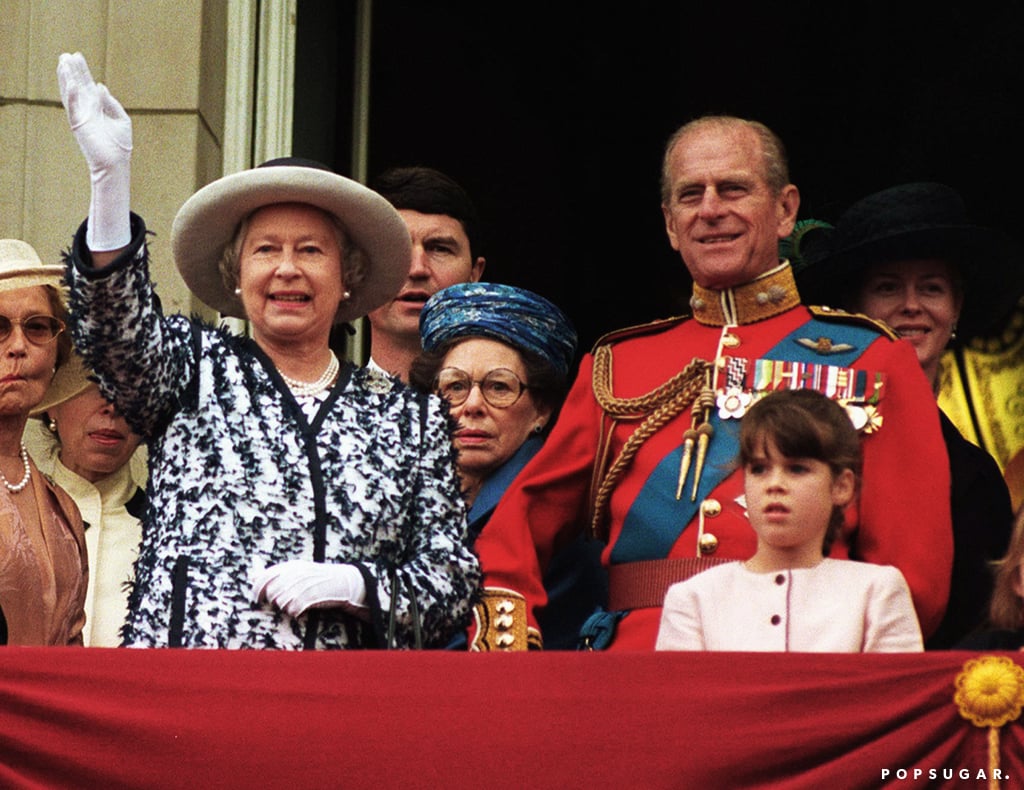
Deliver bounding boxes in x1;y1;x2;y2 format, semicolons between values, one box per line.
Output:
660;115;791;204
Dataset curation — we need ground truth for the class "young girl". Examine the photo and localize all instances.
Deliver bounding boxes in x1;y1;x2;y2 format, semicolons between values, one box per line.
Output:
956;508;1024;650
656;388;923;653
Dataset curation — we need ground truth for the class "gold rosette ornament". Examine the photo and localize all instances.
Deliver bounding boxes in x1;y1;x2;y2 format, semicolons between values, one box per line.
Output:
954;655;1024;788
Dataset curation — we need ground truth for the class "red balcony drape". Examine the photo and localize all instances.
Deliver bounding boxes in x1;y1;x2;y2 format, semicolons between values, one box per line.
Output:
0;648;1020;789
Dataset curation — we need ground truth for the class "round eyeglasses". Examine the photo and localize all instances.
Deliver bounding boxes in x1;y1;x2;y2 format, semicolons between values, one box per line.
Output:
435;367;529;409
0;315;66;346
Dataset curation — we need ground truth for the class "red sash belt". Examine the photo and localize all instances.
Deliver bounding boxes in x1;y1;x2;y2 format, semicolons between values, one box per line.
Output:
608;557;732;611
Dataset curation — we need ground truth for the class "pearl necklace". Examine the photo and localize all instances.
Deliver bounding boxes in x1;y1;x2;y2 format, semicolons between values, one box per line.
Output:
0;442;32;494
279;352;340;397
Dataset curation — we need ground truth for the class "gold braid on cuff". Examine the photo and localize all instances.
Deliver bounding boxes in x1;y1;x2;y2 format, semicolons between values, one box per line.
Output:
469;587;542;651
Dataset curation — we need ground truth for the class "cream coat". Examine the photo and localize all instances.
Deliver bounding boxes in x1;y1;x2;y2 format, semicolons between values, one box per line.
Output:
656;558;923;653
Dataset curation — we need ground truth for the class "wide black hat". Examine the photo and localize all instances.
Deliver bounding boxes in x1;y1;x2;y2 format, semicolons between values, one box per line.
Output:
795;182;1024;341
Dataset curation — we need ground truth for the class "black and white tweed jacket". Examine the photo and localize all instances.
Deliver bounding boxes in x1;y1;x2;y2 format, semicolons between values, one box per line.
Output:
66;216;480;649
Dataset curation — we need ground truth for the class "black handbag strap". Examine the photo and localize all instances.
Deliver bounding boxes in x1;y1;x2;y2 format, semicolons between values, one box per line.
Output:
385;567;423;650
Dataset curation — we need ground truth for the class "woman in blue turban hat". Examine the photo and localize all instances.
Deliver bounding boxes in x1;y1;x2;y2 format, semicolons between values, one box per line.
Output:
413;282;606;649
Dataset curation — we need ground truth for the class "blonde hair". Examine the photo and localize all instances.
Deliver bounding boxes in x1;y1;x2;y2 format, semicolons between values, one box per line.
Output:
988;507;1024;629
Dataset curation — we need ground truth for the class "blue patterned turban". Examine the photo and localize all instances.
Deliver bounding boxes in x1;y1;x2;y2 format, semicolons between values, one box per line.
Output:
420;282;578;377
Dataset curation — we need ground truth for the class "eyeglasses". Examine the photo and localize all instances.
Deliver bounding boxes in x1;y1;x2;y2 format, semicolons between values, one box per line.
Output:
435;367;528;409
0;315;65;346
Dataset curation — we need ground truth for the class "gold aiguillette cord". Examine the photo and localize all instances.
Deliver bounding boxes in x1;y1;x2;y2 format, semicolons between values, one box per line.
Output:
676;367;716;501
675;425;697;500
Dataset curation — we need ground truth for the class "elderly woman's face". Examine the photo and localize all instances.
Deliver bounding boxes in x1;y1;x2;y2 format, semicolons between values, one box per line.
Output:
50;384;142;483
238;203;345;349
440;337;551;481
854;258;963;385
0;286;60;419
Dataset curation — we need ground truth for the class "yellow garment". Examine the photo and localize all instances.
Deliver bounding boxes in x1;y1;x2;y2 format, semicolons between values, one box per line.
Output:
24;419;145;647
50;458;142;647
938;301;1024;512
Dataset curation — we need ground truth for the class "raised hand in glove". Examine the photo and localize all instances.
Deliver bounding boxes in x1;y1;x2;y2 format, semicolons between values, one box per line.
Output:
252;560;368;619
57;51;132;251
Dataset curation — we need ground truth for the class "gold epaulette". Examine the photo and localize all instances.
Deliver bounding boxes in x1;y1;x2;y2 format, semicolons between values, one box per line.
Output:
808;304;899;341
590;314;690;354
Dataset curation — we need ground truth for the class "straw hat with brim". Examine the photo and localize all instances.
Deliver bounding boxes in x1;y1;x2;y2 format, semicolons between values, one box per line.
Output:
171;158;412;324
0;239;65;294
25;351;149;487
796;182;1024;341
30;352;92;417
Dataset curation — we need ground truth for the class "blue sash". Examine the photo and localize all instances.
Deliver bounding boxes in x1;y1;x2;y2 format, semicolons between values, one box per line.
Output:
611;318;880;563
468;436;543;541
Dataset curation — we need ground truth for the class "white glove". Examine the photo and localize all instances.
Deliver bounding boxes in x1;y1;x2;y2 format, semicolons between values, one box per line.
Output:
57;51;132;251
252;560;367;618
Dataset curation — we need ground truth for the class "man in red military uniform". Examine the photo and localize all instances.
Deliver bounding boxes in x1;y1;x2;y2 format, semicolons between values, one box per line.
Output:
470;115;953;651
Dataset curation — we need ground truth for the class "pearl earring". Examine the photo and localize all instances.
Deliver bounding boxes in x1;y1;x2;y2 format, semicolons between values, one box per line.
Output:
341;290;351;301
48;418;58;433
234;288;242;296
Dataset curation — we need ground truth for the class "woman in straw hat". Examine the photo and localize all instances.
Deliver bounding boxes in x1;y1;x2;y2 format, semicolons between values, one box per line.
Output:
0;238;87;645
25;352;146;647
57;52;479;649
795;181;1018;649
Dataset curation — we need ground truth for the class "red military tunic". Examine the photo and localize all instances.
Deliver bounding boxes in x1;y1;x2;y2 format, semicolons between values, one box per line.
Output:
470;264;952;650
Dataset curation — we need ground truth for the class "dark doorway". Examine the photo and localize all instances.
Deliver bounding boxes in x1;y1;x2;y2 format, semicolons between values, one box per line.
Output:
294;3;1024;355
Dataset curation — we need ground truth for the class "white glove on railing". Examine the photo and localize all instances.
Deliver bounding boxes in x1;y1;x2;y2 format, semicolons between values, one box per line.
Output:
252;560;368;618
57;51;132;251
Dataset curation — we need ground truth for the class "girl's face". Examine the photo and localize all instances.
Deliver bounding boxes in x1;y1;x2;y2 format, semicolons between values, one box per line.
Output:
744;436;855;564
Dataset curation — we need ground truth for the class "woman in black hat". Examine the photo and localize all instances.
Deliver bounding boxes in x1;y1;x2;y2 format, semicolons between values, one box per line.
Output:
56;53;480;649
796;182;1019;649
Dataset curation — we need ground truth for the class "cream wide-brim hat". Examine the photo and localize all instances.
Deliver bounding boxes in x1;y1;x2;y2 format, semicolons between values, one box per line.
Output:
171;159;412;324
30;352;92;417
0;239;65;294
